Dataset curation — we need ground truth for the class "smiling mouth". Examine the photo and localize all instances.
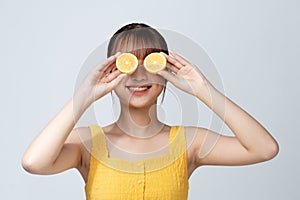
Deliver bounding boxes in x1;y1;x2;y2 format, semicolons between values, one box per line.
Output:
126;85;152;92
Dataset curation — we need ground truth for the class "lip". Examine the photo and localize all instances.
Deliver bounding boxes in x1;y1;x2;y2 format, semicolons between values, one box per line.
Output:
125;84;152;96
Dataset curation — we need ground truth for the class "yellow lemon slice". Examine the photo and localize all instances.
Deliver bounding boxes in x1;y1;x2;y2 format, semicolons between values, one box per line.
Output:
143;52;167;74
116;53;138;74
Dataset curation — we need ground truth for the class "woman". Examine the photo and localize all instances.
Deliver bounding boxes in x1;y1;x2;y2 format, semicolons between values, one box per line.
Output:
22;23;279;199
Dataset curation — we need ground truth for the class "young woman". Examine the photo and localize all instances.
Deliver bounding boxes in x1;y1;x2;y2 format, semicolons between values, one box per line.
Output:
22;23;279;199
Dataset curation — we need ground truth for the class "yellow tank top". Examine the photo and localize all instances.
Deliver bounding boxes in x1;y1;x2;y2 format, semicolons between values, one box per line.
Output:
85;125;189;200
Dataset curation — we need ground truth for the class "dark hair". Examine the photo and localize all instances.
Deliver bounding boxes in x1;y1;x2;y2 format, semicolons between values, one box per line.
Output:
108;23;168;104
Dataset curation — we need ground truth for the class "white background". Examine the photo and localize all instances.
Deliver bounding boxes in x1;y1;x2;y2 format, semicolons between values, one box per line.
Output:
1;0;299;199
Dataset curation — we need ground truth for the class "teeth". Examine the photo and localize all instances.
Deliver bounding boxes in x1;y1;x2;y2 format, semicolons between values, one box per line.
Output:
128;87;148;91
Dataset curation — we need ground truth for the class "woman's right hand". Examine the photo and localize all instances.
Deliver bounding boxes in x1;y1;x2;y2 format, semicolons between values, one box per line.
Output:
75;52;126;106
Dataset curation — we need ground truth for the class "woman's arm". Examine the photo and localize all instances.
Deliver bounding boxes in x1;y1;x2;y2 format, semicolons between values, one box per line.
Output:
192;83;279;166
22;52;125;174
21;97;89;174
159;51;279;167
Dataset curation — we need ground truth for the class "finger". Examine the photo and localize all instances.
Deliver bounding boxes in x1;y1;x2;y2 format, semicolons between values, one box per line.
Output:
96;52;121;73
157;69;177;83
166;62;179;73
160;52;184;70
102;70;125;83
103;61;117;75
169;50;190;66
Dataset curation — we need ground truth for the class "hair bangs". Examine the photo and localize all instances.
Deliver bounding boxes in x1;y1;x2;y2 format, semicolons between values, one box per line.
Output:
107;27;168;59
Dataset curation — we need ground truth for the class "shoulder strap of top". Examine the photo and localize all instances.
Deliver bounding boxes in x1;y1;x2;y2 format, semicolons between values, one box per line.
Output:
169;126;186;156
169;126;181;141
88;124;107;159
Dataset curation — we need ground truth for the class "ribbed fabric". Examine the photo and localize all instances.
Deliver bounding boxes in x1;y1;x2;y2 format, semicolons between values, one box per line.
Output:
85;125;189;200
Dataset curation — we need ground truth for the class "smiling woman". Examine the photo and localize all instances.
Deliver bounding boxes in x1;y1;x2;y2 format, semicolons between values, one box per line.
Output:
21;22;279;200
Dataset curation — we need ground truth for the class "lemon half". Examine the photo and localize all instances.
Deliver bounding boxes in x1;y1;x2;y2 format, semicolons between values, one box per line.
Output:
143;52;167;74
116;53;138;74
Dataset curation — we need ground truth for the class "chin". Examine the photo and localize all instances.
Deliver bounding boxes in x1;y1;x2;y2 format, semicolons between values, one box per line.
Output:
121;93;156;108
128;100;157;109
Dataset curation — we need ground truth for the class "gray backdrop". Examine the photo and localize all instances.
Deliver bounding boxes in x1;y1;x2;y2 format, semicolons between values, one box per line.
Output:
1;0;299;199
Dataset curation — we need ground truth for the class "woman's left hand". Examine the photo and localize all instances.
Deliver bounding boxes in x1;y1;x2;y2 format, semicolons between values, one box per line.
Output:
158;51;213;100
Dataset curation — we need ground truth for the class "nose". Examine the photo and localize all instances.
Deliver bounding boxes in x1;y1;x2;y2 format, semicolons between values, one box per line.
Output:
130;61;147;81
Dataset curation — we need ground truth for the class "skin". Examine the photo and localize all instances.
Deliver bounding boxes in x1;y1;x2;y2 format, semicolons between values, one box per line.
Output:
22;50;279;184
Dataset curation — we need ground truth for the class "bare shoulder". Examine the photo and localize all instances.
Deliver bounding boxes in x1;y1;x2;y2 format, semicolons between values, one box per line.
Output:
67;126;92;183
183;126;208;151
182;126;205;171
66;127;92;147
183;126;221;162
181;126;213;176
65;126;92;168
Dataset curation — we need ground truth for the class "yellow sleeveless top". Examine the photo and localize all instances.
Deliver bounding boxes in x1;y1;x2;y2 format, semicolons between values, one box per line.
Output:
85;125;189;200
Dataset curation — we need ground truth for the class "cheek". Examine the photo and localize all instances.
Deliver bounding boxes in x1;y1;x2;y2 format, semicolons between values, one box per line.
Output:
156;85;164;95
152;80;165;95
149;75;166;95
152;75;166;87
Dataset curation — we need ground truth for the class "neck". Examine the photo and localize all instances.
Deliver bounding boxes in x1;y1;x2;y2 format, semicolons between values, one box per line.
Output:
115;103;164;138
